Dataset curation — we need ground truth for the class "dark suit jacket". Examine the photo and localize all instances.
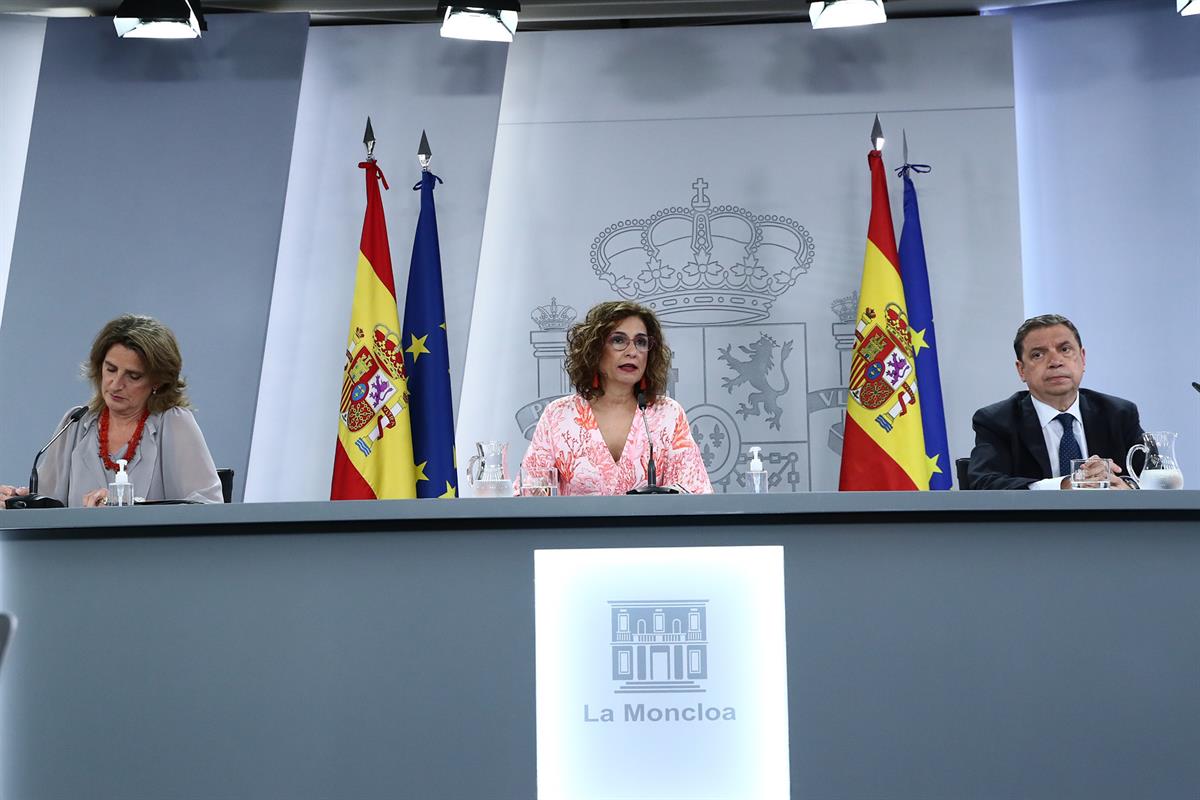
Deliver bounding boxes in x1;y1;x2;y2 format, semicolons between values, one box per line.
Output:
967;389;1144;490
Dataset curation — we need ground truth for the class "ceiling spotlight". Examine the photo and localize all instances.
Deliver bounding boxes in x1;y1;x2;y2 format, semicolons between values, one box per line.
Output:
809;0;887;29
1181;0;1200;16
439;1;520;42
113;0;206;38
9;6;94;15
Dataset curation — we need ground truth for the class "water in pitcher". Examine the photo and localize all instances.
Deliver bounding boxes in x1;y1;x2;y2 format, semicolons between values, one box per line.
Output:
466;441;511;497
1136;468;1184;490
1126;432;1185;490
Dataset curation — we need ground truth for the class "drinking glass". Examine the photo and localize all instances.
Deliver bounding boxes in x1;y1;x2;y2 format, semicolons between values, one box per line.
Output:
520;466;559;497
1070;458;1111;490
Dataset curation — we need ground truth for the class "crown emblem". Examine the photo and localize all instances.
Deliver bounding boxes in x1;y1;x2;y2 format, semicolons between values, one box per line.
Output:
831;292;858;324
532;297;577;331
589;178;814;325
881;303;913;355
371;324;406;379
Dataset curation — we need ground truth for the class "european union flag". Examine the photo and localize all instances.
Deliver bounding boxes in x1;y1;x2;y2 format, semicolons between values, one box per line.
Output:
402;170;457;498
897;162;952;490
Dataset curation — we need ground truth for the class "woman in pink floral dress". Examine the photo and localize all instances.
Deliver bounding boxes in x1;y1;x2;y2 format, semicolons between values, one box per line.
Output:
518;301;713;495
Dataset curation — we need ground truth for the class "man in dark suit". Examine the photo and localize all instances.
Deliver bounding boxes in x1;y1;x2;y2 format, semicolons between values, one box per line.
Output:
967;314;1143;490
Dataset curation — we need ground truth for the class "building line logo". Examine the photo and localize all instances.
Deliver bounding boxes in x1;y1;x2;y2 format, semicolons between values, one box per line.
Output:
610;600;708;694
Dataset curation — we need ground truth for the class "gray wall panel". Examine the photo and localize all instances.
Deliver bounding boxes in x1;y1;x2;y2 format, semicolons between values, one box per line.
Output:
0;15;45;328
0;14;308;500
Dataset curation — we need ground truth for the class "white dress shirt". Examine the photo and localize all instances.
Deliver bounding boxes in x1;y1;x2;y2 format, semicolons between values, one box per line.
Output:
1028;394;1088;490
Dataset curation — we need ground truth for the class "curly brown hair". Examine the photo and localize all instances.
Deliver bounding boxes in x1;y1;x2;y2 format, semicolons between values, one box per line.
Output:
565;301;670;404
84;315;191;415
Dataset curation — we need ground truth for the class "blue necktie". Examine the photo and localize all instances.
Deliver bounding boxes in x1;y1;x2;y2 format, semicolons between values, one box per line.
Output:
1056;412;1082;477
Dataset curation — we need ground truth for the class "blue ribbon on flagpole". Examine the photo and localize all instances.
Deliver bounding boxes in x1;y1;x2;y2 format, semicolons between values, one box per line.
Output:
895;163;932;178
412;175;444;191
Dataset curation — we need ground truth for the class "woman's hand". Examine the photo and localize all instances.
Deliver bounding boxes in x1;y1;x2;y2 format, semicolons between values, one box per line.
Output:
0;485;29;502
81;488;109;508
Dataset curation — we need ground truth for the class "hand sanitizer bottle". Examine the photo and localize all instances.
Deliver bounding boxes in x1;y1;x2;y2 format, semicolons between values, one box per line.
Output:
108;458;134;507
746;446;767;494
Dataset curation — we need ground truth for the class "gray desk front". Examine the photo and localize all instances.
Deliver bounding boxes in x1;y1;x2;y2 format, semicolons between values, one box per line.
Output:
1;493;1197;799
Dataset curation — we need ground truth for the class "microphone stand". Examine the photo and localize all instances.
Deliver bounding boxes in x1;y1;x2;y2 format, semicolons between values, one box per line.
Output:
626;391;678;495
5;405;88;509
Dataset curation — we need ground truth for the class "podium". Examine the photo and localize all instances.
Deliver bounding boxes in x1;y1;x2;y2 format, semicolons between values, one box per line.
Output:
1;492;1198;799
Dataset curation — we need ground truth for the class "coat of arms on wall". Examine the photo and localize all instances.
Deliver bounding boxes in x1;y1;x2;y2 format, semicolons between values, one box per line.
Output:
515;178;856;491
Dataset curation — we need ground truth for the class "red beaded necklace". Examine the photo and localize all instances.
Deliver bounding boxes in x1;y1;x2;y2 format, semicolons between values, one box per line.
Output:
98;406;150;472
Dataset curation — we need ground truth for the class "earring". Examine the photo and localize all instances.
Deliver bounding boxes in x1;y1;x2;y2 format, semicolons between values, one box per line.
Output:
592;373;600;389
639;376;647;391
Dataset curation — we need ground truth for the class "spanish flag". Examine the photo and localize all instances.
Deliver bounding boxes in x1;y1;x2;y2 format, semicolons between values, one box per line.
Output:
331;158;417;500
839;149;930;491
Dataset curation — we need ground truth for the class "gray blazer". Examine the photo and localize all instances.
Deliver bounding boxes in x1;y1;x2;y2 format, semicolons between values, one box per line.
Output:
38;406;222;507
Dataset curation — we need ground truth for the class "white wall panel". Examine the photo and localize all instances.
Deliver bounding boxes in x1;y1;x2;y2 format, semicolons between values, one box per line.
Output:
1012;0;1200;481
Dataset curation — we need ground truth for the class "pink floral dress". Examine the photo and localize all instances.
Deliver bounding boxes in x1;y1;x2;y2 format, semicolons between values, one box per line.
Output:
519;394;713;496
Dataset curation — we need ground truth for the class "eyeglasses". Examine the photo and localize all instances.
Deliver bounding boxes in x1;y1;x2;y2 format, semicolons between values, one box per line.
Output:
607;332;654;353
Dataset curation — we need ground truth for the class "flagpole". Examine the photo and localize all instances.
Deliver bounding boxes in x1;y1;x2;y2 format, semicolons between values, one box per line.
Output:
363;116;376;162
331;117;418;500
896;132;951;490
418;129;431;172
839;114;928;491
402;130;458;498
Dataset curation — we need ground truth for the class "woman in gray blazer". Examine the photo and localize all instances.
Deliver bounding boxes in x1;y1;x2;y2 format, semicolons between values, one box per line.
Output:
1;315;222;507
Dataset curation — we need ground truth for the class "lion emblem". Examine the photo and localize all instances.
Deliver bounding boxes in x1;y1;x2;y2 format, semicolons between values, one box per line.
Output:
718;333;794;430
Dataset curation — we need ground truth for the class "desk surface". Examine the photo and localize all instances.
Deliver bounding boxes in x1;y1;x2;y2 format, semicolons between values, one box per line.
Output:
2;489;1198;538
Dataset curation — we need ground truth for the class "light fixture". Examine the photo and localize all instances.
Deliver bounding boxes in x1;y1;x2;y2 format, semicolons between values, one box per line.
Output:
1181;0;1200;16
113;0;206;38
8;6;94;15
809;0;887;29
439;1;519;42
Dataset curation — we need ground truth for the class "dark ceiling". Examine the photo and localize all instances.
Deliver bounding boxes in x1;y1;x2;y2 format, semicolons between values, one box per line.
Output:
0;0;1088;27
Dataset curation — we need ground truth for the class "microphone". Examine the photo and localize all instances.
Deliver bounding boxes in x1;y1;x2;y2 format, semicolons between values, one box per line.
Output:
626;390;678;496
5;405;88;510
1193;381;1200;394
